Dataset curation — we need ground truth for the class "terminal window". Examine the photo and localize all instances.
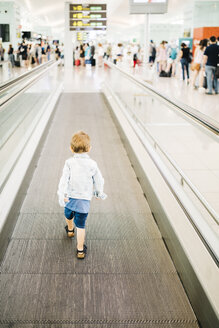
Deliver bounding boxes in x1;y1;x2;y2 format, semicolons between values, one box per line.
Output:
0;24;10;42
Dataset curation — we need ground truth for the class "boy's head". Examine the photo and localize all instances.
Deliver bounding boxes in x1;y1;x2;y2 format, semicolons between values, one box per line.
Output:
70;131;91;153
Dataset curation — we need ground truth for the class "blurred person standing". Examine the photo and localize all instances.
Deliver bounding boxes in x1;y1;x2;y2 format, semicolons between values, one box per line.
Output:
80;44;85;66
157;41;167;73
20;42;28;67
59;43;64;65
203;36;219;94
132;43;139;68
55;45;61;61
179;43;190;82
112;44;117;64
8;44;15;67
41;44;47;63
74;46;80;65
106;43;112;60
85;43;91;64
116;43;123;63
75;46;80;60
27;44;32;67
0;43;5;61
166;41;178;76
149;40;156;65
97;43;104;67
103;43;107;58
35;44;40;65
46;43;51;61
16;43;22;61
90;42;96;66
29;44;36;66
191;39;207;89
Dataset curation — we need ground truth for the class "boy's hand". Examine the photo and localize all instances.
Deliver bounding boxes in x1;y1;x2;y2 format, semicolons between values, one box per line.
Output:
64;197;69;203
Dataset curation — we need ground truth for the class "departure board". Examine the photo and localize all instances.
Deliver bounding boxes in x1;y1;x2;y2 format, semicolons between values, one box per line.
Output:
129;0;168;14
77;32;89;41
69;4;107;31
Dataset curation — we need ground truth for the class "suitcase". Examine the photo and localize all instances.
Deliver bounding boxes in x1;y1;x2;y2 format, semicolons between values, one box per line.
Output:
14;60;20;67
159;70;168;77
75;59;80;66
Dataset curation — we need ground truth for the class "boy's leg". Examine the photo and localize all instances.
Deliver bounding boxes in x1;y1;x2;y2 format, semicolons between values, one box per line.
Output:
74;212;88;257
77;228;86;251
64;208;75;237
65;218;74;232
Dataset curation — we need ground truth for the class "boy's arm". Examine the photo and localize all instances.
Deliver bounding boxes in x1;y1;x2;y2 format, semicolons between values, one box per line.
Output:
93;165;107;200
57;161;70;206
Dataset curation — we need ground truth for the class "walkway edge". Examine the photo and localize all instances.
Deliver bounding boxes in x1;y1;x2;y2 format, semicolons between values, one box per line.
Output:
0;83;63;262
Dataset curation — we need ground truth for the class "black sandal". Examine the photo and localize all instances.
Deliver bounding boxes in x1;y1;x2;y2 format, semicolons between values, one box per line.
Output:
65;225;75;238
77;245;87;259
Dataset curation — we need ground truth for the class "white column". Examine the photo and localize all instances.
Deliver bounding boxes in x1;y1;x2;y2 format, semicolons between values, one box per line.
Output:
64;2;73;68
144;13;150;65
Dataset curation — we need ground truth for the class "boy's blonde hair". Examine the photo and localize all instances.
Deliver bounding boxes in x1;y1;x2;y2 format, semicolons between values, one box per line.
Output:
70;131;90;153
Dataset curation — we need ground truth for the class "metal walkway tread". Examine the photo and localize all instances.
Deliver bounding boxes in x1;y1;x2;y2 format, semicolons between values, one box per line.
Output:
0;93;198;327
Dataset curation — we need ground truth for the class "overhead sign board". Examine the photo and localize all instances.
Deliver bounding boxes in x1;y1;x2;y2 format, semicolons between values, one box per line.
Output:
129;0;168;14
69;4;107;31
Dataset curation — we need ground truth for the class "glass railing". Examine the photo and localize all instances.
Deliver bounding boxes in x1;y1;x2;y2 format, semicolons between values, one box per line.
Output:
0;61;63;192
104;62;219;263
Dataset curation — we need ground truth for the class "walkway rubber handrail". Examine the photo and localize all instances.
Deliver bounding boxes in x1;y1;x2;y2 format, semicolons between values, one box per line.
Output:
105;60;219;135
104;62;219;226
0;60;60;107
0;60;56;91
104;81;219;266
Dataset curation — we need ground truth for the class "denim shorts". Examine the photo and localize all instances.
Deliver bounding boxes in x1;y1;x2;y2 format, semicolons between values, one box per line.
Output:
64;208;88;229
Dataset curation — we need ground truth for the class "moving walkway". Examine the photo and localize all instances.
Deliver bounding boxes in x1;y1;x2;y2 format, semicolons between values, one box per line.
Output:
0;63;218;327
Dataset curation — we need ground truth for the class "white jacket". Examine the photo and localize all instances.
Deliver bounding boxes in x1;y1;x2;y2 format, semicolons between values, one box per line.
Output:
57;153;105;207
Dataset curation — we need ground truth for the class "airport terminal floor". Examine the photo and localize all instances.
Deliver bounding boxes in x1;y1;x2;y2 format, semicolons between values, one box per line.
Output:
0;62;218;327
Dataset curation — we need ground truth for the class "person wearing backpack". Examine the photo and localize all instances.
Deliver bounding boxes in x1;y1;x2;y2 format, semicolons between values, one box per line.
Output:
166;44;178;77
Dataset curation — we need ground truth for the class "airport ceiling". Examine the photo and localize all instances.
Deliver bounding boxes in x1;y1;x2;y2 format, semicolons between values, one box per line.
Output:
16;0;207;32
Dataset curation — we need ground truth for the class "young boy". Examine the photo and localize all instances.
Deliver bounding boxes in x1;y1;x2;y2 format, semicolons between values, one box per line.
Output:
57;131;106;259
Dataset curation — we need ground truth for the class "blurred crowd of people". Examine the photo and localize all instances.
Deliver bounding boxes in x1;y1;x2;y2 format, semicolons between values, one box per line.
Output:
73;36;218;95
1;35;218;95
73;42;143;68
0;41;64;68
152;36;219;95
